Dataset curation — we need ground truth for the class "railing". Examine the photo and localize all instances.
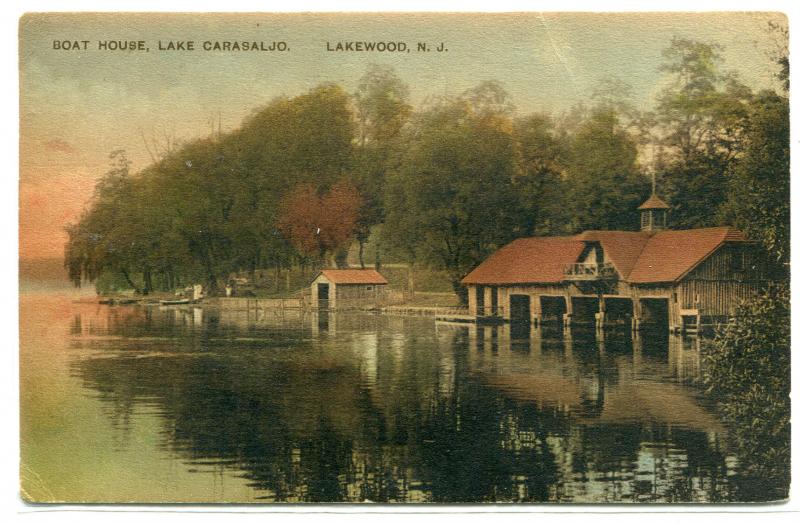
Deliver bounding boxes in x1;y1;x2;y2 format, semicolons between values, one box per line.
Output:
217;297;304;310
563;262;617;281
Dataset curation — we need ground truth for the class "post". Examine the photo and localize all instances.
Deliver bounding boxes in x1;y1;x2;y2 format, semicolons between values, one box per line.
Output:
669;292;680;334
531;327;542;357
632;298;642;332
530;294;541;328
483;286;493;317
563;294;573;329
467;285;477;317
631;329;642;377
563;326;573;358
595;295;606;332
467;323;477;353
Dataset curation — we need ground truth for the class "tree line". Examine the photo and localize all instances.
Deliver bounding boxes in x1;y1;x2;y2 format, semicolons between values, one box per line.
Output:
65;36;789;298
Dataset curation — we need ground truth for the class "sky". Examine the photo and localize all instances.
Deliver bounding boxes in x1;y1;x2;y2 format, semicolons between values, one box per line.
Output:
19;12;787;259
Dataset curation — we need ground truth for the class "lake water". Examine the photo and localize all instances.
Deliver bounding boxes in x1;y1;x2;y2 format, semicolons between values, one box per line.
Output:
21;293;751;503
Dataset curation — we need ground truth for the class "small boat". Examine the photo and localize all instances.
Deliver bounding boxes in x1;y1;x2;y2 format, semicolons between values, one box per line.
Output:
159;298;192;305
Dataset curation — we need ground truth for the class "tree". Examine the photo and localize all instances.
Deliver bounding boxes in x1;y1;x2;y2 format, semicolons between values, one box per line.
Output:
563;108;649;232
352;65;412;267
277;180;362;267
512;113;567;236
719;23;790;268
231;84;356;278
66;83;359;294
384;85;517;302
591;77;637;124
65;150;148;292
720;91;789;268
702;283;790;501
354;64;412;147
655;38;752;228
766;19;789;94
461;80;516;120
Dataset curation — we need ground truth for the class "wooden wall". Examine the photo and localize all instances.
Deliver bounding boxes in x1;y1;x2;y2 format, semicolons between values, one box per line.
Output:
679;243;769;317
336;284;389;308
686;243;770;281
679;280;761;317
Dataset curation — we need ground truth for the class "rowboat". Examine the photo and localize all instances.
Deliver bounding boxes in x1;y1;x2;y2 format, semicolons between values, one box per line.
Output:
159;298;192;305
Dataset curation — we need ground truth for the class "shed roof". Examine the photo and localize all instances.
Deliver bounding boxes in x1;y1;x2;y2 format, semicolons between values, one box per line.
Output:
462;227;749;286
318;269;388;285
461;237;585;285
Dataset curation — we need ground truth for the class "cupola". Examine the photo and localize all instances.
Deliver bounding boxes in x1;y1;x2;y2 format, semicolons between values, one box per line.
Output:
638;193;669;231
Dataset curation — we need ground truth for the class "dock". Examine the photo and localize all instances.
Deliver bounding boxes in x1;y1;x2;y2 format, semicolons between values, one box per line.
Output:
433;307;475;323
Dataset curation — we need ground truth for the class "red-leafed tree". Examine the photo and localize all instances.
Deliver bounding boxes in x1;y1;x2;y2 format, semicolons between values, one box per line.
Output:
277;184;321;257
278;180;362;266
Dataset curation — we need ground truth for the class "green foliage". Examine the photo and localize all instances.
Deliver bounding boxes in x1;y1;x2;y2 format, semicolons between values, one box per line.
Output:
65;34;790;304
66;84;357;294
720;91;789;266
563;108;649;231
512;113;568;236
702;283;790;500
352;65;412;266
384;86;518;300
656;38;753;228
354;64;412;147
65;150;156;293
94;268;139;295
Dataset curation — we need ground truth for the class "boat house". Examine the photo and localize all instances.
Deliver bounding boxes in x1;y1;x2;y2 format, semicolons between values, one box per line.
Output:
310;269;389;310
462;194;773;332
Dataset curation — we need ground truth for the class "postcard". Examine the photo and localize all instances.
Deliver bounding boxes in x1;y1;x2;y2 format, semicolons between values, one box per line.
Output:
19;12;790;503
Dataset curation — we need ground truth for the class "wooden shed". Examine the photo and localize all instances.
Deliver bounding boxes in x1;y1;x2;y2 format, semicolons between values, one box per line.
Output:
310;269;389;310
462;194;773;332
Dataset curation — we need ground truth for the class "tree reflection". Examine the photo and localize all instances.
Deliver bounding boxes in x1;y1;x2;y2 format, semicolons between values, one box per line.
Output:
68;306;739;502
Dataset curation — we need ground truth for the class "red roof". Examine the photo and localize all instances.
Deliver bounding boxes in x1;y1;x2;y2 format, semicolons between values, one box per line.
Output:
638;194;670;210
575;231;651;280
626;227;748;283
461;237;585;284
462;227;748;285
318;269;388;285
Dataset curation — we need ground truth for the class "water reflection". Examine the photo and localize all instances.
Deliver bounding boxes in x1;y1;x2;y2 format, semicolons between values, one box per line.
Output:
55;303;746;502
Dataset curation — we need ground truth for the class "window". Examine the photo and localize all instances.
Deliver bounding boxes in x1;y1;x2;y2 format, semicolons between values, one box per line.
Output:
731;251;745;272
653;210;666;228
641;210;652;229
365;285;373;291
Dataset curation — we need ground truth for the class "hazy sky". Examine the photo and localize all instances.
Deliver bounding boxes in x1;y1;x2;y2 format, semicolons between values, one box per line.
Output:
19;12;786;259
